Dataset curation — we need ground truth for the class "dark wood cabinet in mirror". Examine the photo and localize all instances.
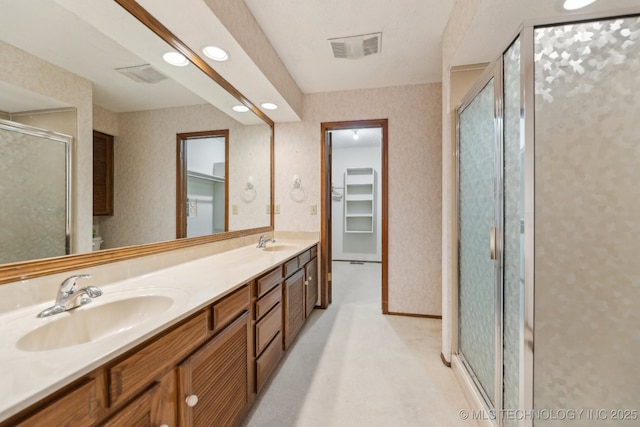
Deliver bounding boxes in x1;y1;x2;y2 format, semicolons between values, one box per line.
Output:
0;0;273;284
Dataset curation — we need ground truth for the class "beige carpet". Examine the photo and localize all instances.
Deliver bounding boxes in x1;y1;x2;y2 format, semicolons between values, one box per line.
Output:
242;261;475;427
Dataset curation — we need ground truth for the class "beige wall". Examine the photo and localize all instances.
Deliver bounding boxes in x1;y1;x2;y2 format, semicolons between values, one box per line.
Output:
0;40;93;254
275;84;442;315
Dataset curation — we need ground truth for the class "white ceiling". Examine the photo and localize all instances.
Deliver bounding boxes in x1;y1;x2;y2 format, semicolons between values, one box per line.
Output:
243;0;457;94
243;0;640;95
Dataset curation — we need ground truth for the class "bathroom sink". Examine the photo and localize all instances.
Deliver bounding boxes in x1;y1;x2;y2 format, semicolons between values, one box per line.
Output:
17;294;175;352
261;244;296;252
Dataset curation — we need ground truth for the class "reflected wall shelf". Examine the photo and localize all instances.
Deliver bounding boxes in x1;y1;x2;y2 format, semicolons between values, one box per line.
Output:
344;168;375;233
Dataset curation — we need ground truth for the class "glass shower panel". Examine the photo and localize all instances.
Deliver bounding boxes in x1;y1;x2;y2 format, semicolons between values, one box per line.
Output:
458;78;497;405
534;16;640;423
0;122;69;263
503;38;521;427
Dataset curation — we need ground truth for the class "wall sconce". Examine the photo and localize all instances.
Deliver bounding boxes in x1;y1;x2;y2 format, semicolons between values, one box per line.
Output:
243;175;256;202
290;174;305;202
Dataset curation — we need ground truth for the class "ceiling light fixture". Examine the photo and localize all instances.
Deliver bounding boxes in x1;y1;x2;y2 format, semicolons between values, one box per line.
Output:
563;0;597;10
261;102;278;110
233;105;249;112
202;46;229;62
162;51;189;67
353;130;359;140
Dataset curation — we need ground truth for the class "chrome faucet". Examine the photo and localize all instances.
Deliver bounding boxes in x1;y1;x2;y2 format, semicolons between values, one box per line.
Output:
256;234;276;249
37;274;103;318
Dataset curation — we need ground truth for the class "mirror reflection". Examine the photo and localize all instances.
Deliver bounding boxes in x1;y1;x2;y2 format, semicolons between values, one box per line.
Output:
0;0;272;264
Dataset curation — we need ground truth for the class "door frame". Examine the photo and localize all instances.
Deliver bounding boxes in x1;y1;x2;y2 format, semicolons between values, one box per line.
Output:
176;130;229;238
320;119;388;312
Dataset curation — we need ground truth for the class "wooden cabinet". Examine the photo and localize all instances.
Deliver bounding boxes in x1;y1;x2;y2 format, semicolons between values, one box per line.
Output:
178;311;251;427
283;269;305;350
2;245;319;427
304;256;318;318
13;379;101;427
93;130;114;216
102;383;159;427
253;267;284;393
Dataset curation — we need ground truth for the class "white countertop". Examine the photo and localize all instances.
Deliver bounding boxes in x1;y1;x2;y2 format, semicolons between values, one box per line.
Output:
0;238;318;421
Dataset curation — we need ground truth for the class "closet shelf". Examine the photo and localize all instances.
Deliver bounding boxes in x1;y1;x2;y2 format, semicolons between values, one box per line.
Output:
344;167;375;233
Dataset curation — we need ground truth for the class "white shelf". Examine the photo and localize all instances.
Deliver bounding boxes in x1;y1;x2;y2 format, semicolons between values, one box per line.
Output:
344;168;375;233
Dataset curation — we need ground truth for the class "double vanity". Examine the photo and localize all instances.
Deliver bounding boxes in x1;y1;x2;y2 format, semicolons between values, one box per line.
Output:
0;237;319;426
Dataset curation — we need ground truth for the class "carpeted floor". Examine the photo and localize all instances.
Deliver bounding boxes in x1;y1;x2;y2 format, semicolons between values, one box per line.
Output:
242;261;476;427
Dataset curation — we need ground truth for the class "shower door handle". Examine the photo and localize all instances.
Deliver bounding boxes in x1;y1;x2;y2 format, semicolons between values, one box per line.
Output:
490;226;497;260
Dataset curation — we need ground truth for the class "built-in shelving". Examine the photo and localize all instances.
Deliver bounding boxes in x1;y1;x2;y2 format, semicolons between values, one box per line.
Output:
344;167;375;233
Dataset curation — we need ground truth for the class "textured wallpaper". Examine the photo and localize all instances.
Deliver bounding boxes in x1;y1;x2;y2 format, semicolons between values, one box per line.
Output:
275;84;442;316
533;17;640;424
100;103;271;249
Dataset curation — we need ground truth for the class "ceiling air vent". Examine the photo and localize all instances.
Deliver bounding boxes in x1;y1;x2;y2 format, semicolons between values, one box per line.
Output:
115;64;167;84
329;32;381;59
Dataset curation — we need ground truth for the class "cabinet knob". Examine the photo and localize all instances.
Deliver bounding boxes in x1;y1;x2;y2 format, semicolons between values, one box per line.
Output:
308;276;312;282
185;394;199;407
304;280;308;286
159;424;169;427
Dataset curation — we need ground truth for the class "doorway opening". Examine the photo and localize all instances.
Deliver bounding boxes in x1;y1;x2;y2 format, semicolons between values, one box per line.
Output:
176;130;229;238
321;119;388;312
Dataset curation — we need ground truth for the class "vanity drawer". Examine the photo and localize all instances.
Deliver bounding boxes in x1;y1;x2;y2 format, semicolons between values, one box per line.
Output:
310;245;317;258
255;331;284;393
108;311;209;407
284;257;299;277
255;303;282;356
256;266;283;297
212;284;250;332
298;249;311;266
255;282;281;319
15;378;99;427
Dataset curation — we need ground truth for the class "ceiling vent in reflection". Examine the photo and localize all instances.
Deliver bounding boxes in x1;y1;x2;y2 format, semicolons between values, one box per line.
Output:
115;64;167;84
329;32;381;59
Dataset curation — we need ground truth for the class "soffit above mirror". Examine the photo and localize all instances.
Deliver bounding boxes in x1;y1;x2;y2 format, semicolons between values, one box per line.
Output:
134;0;302;123
0;0;278;126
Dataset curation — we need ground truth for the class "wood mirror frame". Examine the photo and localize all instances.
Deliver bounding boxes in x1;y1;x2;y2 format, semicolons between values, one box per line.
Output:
0;0;274;285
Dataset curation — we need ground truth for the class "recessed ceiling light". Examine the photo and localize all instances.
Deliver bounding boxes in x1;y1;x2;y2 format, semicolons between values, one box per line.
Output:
563;0;597;10
353;130;359;140
162;51;189;67
202;46;229;62
261;102;278;110
233;105;249;112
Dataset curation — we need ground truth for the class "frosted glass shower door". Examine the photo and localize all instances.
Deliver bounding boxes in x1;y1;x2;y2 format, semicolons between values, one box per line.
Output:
458;77;498;406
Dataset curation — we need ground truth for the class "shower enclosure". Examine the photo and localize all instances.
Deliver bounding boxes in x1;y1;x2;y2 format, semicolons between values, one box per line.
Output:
457;12;640;427
0;119;72;264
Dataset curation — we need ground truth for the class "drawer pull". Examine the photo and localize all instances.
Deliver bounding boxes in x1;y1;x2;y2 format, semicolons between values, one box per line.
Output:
185;394;199;407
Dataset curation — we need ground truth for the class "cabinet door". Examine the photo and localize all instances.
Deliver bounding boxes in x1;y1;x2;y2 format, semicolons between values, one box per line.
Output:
13;379;100;427
178;311;250;427
283;269;305;350
304;257;318;318
103;383;158;427
93;130;114;216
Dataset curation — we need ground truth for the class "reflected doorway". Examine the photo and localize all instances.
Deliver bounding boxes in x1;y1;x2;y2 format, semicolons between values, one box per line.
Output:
176;130;229;238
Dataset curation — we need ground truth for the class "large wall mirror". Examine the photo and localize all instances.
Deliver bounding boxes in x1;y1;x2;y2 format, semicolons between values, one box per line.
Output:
0;0;273;283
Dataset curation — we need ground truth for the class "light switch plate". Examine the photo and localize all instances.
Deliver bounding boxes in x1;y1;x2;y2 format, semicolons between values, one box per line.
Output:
266;204;271;214
232;204;238;214
310;204;317;215
275;204;280;214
